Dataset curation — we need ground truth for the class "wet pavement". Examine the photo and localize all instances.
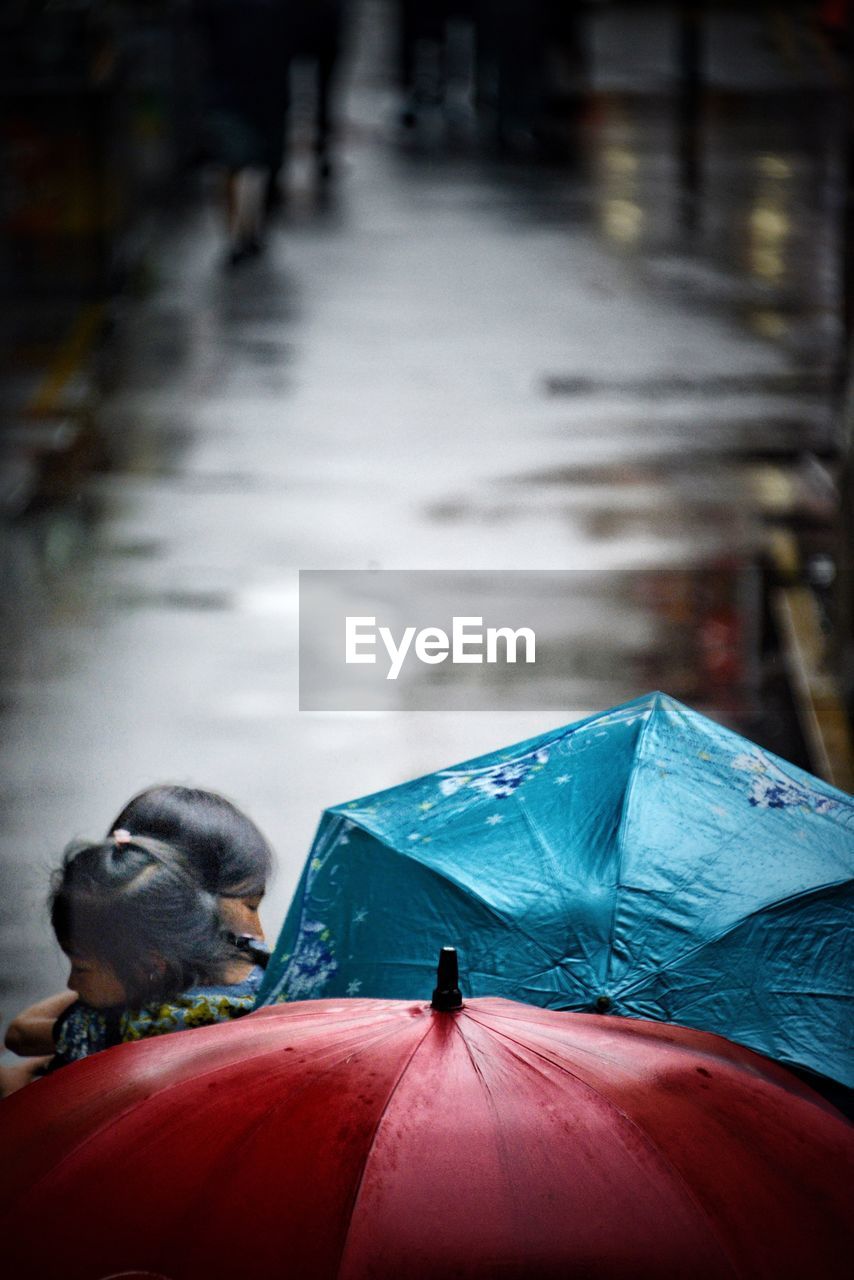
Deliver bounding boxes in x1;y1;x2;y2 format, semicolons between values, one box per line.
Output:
1;2;849;1030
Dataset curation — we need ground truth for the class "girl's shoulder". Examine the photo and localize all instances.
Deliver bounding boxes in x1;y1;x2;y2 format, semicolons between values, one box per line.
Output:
122;965;265;1042
52;1000;122;1068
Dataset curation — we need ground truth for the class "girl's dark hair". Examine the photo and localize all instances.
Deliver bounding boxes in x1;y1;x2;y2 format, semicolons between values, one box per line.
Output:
50;836;237;1008
109;786;273;899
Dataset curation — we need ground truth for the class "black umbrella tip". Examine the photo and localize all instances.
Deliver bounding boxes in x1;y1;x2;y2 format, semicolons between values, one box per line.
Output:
431;946;463;1012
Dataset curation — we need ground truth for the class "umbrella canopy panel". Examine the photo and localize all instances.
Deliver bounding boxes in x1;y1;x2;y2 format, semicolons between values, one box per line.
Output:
0;1000;851;1280
258;693;854;1085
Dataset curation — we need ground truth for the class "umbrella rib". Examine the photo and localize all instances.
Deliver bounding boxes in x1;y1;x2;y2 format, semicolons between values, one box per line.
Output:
331;728;572;838
450;1015;545;1216
610;798;841;977
604;729;853;984
615;877;853;1003
337;1014;436;1273
3;1015;415;1217
603;703;654;989
356;824;563;972
135;1018;436;1273
464;1007;654;1073
462;1014;744;1279
165;1020;437;1257
276;820;560;1000
513;795;600;986
612;820;756;973
0;1030;304;1216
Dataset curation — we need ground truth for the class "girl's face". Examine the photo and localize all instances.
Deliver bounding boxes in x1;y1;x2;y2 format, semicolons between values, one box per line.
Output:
65;953;127;1008
218;888;265;941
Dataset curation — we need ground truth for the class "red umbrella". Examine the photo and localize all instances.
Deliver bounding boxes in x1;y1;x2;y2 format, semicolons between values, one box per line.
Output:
0;964;851;1280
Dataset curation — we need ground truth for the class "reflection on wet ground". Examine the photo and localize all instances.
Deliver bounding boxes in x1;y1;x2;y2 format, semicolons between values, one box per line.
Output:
0;1;848;1023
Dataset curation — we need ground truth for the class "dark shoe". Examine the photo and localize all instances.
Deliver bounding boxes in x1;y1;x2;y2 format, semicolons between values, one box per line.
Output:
226;244;248;269
265;176;284;214
225;237;261;270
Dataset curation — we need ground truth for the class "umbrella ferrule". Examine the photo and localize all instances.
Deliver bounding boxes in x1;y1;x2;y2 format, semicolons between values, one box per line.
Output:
431;946;463;1011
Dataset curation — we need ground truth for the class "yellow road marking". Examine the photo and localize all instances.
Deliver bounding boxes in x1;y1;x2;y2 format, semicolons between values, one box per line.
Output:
28;303;104;417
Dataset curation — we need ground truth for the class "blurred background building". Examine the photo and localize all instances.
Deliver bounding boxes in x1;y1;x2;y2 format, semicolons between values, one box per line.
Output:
1;0;853;1031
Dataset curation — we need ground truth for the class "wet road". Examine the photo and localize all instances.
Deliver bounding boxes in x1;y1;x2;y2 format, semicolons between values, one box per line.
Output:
0;2;846;1028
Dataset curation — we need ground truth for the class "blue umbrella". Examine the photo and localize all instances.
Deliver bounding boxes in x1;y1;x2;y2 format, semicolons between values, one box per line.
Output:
258;693;854;1086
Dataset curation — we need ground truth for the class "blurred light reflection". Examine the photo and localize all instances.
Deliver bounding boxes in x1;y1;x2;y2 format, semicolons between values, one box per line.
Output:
598;140;644;246
747;154;792;283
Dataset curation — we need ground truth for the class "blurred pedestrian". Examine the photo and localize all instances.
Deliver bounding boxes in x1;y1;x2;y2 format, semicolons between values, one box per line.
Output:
194;0;289;265
477;0;584;156
396;1;477;130
396;0;445;126
288;1;348;185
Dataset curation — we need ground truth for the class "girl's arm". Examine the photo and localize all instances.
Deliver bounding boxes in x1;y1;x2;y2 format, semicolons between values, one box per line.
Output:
4;991;77;1056
0;1056;53;1098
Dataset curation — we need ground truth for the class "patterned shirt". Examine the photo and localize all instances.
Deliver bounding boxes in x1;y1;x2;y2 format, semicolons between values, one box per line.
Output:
52;966;265;1069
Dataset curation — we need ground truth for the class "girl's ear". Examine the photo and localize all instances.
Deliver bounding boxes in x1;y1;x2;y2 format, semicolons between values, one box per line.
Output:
145;955;168;978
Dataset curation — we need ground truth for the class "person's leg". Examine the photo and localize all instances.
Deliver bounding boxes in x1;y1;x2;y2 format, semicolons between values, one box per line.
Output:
224;167;257;266
315;41;340;179
232;167;266;258
265;99;290;213
225;170;239;241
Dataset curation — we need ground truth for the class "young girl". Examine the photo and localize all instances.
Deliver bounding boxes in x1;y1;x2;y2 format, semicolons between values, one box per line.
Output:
38;832;264;1073
4;785;274;1068
110;784;273;950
